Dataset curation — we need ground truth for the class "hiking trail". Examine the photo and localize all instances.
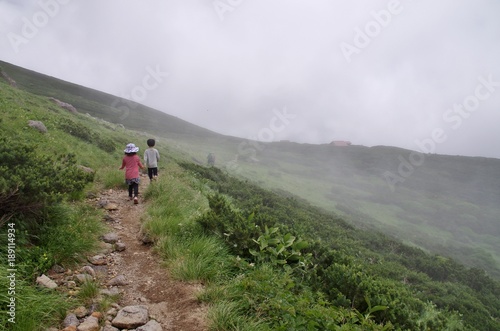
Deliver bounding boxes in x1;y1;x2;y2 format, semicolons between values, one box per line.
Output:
94;176;208;330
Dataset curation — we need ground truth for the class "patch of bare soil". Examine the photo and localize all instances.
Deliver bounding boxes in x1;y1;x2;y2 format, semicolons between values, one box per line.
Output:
101;177;208;330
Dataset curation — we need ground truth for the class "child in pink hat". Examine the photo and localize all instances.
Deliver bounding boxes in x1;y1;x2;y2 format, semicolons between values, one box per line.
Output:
119;143;145;204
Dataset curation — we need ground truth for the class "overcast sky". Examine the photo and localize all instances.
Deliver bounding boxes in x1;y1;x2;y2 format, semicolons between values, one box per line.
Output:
1;0;499;158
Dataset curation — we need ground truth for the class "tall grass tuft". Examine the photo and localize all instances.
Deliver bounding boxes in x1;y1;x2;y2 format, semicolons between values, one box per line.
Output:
97;293;121;314
0;268;72;331
142;164;235;282
207;301;265;331
169;235;233;282
77;280;100;306
39;204;104;267
142;163;208;241
97;167;127;189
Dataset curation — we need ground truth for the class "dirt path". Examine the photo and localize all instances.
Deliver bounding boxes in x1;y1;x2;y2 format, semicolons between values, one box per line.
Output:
100;177;208;330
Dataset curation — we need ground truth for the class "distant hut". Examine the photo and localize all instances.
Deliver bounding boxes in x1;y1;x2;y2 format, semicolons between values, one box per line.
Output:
330;141;352;147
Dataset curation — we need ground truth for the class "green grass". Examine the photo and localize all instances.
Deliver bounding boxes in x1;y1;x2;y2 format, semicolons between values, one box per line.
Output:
167;235;233;282
0;81;129;329
207;301;264;331
0;268;72;331
140;164;262;327
2;60;500;330
98;167;128;190
142;163;208;239
38;204;105;266
77;280;100;306
0;60;217;140
142;163;235;283
3;59;500;279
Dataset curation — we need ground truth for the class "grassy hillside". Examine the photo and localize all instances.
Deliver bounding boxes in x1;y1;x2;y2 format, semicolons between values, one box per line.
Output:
179;163;500;330
238;142;500;278
2;59;499;281
1;69;500;330
0;60;219;139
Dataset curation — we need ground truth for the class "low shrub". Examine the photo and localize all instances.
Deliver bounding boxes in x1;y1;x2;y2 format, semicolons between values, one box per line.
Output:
0;136;94;222
57;119;115;152
196;193;261;258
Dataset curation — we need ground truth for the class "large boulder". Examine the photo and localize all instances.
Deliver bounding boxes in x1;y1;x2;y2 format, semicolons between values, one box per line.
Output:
63;313;79;328
137;320;163;331
112;305;149;329
76;316;99;331
36;274;57;289
28;120;47;133
49;97;78;114
102;232;119;244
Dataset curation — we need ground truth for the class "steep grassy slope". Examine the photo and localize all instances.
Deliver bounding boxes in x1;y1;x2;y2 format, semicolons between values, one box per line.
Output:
2;59;499;279
0;60;219;139
1;69;500;330
236;142;500;278
179;163;500;330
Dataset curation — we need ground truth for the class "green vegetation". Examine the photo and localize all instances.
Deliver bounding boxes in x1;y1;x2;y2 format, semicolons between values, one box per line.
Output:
0;61;217;139
1;60;500;330
140;161;499;329
176;163;499;330
4;58;498;278
0;79;128;330
0;267;70;331
77;279;101;306
142;163;233;283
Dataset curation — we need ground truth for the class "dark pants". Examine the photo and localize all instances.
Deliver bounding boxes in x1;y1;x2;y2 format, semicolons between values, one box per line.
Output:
148;167;158;180
128;182;139;197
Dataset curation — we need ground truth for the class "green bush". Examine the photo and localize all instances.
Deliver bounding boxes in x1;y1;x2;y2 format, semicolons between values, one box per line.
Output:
58;119;93;142
249;225;311;270
0;204;104;280
183;162;491;330
204;264;394;331
57;119;115;152
94;135;115;152
0;136;94;221
196;193;261;258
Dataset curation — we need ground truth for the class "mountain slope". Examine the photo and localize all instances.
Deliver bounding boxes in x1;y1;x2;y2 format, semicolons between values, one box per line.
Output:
2;59;499;278
1;62;500;330
245;142;500;277
0;60;220;139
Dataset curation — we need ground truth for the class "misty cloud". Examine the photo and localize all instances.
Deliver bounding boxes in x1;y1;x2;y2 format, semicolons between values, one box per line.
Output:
1;0;499;158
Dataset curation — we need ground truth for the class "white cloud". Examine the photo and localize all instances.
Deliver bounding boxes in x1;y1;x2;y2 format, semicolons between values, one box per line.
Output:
1;0;499;158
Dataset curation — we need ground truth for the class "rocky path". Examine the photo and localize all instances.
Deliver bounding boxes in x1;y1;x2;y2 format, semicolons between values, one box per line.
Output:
49;177;208;331
100;179;208;331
